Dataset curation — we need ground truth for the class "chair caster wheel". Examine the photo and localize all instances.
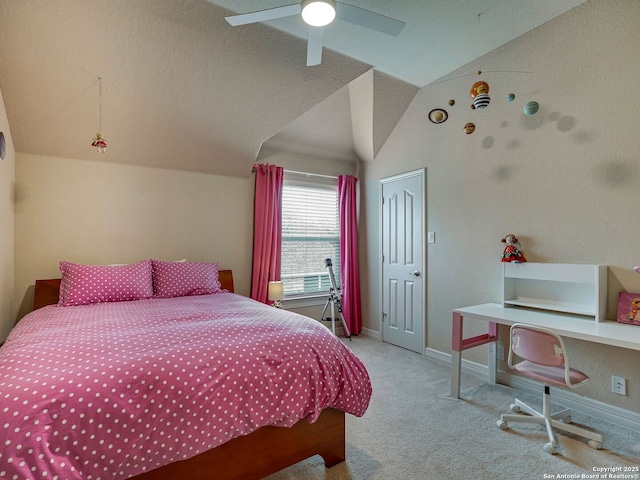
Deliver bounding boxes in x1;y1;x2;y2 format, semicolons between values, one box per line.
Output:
497;420;508;430
562;416;572;424
543;442;557;455
510;404;520;413
588;440;602;450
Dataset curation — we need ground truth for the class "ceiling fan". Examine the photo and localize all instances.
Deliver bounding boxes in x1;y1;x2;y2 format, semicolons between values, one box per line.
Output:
225;0;406;66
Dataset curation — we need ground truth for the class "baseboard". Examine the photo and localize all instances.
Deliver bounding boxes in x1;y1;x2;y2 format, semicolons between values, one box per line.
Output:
424;348;640;434
425;347;489;378
359;327;380;340
331;326;380;340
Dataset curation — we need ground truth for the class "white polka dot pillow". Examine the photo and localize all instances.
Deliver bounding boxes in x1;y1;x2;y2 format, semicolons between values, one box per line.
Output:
152;260;221;298
58;259;154;306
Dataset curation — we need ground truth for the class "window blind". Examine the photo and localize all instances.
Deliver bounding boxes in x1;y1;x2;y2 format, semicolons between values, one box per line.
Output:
281;174;340;298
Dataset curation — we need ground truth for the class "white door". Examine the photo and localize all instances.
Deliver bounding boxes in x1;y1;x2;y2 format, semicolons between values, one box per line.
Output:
380;170;425;354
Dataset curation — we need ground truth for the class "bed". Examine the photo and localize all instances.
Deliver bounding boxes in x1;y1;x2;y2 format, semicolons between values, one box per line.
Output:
0;260;372;479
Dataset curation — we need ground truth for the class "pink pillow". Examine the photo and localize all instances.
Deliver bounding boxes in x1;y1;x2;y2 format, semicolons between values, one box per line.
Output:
58;260;154;306
152;260;221;298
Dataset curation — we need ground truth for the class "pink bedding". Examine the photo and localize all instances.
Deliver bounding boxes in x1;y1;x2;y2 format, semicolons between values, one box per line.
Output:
0;293;371;479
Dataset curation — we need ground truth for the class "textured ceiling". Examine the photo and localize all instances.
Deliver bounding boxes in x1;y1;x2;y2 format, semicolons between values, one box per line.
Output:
210;0;589;87
0;0;588;177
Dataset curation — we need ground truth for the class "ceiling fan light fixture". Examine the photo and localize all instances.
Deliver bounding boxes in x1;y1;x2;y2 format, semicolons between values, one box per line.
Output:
301;0;336;27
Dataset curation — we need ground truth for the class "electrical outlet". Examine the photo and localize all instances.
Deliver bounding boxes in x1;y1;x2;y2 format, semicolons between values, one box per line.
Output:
497;345;504;361
612;375;627;395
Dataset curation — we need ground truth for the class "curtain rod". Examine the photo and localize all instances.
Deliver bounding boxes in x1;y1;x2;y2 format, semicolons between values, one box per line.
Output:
251;165;338;180
284;169;338;180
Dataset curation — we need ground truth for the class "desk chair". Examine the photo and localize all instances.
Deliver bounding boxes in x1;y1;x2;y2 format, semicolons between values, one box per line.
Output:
496;323;603;454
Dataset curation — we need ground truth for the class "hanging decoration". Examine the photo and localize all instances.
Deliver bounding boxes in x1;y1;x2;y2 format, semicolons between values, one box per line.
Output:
469;80;489;99
428;108;448;124
472;93;490;109
91;76;107;153
470;79;490;109
0;131;5;160
91;133;107;152
523;101;540;116
425;67;539;136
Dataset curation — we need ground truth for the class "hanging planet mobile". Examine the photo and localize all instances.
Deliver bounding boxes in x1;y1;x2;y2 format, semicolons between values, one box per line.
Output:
473;93;491;109
523;101;539;116
428;108;448;124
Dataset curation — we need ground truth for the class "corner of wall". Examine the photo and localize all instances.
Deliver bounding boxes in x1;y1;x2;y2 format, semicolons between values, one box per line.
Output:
0;85;15;342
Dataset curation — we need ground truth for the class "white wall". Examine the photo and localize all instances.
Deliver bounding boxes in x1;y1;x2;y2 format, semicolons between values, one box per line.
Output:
361;0;640;411
0;86;15;342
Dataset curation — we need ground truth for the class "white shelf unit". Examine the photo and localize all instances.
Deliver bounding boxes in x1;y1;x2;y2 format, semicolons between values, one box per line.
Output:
502;263;607;322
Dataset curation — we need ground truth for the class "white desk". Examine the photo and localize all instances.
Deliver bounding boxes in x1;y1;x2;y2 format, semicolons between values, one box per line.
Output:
450;303;640;398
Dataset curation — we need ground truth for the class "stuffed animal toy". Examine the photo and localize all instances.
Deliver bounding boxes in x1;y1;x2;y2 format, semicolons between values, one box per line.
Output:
501;233;526;263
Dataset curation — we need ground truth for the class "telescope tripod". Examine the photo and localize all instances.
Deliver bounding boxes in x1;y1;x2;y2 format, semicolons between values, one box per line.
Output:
320;288;351;340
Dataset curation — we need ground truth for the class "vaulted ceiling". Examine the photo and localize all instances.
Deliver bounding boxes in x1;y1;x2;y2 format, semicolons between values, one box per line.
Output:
0;1;587;177
212;0;588;87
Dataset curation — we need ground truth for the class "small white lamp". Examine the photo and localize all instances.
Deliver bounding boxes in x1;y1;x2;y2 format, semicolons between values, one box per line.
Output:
301;0;336;27
268;281;284;308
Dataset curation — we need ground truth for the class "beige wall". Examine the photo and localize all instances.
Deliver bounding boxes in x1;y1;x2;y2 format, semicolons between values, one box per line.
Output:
361;0;640;412
7;0;640;416
0;86;15;342
13;150;355;329
14;154;254;322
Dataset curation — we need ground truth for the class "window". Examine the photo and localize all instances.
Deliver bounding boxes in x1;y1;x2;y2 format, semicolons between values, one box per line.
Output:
281;173;340;298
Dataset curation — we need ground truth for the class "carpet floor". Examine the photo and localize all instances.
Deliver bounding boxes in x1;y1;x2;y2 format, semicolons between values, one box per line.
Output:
265;336;640;480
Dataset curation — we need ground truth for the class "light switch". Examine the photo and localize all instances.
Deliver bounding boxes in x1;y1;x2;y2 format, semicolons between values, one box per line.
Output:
428;231;435;244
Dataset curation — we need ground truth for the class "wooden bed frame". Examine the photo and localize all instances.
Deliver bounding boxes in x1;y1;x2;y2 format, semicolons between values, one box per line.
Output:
33;270;237;310
32;270;346;480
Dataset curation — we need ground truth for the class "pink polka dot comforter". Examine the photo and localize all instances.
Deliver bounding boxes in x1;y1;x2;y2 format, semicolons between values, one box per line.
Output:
0;293;372;479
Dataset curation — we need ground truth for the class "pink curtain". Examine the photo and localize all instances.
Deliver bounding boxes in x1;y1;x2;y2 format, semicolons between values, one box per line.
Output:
338;175;362;335
251;164;283;303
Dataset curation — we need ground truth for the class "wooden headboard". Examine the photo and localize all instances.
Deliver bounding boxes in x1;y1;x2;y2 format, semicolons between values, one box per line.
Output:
33;269;235;311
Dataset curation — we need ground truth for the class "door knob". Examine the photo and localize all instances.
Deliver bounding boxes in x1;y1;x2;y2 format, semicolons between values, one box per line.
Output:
411;271;421;277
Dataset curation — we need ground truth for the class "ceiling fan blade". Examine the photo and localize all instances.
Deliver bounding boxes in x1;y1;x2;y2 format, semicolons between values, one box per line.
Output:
336;3;405;36
306;26;325;66
225;4;301;26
